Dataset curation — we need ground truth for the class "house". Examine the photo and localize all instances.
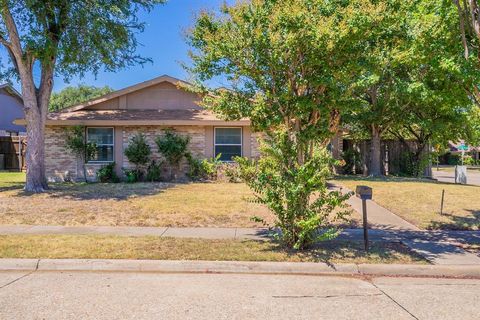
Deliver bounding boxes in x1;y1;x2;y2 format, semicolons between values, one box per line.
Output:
0;84;25;136
17;75;262;182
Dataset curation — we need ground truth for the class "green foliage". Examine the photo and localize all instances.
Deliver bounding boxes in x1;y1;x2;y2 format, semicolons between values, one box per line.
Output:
156;129;190;180
124;133;151;176
64;126;96;182
146;160;163;182
186;153;221;181
96;163;119;183
187;0;363;248
222;162;242;183
50;85;113;112
123;169;140;183
236;137;352;250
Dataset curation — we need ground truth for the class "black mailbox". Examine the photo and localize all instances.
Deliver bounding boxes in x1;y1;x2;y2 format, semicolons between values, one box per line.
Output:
355;185;372;200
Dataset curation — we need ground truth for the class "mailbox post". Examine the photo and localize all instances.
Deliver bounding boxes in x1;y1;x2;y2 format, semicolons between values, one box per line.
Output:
355;186;373;252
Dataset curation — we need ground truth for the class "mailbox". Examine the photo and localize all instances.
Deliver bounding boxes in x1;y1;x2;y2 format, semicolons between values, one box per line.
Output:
355;185;372;200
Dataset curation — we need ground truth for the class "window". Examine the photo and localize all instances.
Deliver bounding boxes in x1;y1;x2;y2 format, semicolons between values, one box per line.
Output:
86;127;114;162
214;127;242;161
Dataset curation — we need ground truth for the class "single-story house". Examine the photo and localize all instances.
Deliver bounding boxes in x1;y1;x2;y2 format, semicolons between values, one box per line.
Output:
17;75;264;182
0;84;25;136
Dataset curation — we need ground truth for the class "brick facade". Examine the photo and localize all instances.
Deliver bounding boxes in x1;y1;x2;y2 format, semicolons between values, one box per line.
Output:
44;125;262;182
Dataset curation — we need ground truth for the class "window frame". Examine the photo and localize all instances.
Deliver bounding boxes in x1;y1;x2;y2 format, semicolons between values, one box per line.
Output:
86;127;115;163
214;127;243;162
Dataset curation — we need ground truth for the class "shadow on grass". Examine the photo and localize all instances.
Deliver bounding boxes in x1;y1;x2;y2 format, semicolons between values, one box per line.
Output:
13;181;183;201
428;209;480;231
261;240;428;264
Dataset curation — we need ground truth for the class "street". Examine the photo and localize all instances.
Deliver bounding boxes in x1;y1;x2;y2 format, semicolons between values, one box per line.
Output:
432;169;480;186
1;271;478;319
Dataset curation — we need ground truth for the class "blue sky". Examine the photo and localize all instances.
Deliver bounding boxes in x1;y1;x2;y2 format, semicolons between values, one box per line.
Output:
6;1;228;93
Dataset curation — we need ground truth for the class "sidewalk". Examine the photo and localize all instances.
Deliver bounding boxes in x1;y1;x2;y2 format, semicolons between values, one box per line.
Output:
1;225;479;265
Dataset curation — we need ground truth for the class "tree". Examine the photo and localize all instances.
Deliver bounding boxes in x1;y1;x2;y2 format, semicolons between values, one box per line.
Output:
155;129;190;181
124;133;151;178
187;0;375;248
50;85;113;112
0;0;165;192
345;0;416;176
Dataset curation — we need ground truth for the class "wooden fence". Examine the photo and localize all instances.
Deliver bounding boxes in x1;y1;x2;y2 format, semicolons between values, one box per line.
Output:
0;136;26;171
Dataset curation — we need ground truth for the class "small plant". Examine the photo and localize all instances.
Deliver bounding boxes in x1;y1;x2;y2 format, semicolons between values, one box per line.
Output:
222;161;242;183
146;160;163;182
97;162;119;183
64;126;97;182
124;133;151;180
186;153;221;180
156;129;190;180
123;168;139;183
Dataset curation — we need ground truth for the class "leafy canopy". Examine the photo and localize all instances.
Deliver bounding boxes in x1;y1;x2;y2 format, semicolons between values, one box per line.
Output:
49;85;113;112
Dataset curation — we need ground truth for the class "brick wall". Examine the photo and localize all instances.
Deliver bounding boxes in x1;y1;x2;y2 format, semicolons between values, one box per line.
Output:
45;125;261;182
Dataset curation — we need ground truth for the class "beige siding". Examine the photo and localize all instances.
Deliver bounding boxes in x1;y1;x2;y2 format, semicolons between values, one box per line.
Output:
86;97;119;110
125;82;201;110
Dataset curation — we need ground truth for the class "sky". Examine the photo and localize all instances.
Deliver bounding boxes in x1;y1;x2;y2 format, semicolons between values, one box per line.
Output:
5;1;229;93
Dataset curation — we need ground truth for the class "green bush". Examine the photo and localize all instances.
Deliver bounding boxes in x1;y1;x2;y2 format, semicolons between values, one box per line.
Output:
124;133;151;177
123;168;140;183
97;162;119;183
146;160;163;182
222;161;242;183
341;148;361;175
186;153;221;181
156;129;190;180
235;139;351;250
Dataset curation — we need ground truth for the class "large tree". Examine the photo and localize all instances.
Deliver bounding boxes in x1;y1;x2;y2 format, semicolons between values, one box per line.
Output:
49;84;113;112
0;0;164;192
187;0;380;248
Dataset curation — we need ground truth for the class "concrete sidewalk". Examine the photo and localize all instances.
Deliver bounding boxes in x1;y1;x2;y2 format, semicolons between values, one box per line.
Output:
1;225;479;265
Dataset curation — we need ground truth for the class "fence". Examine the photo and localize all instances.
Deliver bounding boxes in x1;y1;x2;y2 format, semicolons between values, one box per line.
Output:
0;136;26;171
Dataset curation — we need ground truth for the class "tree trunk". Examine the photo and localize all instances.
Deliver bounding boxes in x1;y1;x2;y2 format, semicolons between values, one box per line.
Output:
24;105;48;192
369;125;383;177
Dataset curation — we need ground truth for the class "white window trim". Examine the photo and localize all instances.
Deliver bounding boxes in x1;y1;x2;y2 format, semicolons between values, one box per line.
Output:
86;127;115;163
214;127;243;162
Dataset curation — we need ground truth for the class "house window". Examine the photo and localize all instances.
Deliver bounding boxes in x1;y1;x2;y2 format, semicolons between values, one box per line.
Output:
214;127;242;161
86;127;114;162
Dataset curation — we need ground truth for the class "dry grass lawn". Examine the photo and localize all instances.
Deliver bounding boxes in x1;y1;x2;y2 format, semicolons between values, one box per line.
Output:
0;178;273;227
0;234;427;264
336;177;480;230
0;172;358;228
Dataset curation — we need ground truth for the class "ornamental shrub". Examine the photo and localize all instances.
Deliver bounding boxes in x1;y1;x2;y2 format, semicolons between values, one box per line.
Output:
156;129;190;180
97;162;119;183
124;133;151;179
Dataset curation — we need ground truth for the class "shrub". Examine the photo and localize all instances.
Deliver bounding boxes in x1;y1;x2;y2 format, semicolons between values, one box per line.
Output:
146;160;163;182
236;139;351;250
341;148;361;175
221;161;242;183
124;133;151;178
97;162;119;183
64;126;97;182
156;129;190;180
123;168;139;183
186;153;221;181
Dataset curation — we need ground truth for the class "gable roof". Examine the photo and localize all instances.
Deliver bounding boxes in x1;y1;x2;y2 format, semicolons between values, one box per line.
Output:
0;83;22;102
62;74;194;112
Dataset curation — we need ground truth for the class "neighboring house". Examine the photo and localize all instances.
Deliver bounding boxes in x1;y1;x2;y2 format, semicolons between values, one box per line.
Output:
0;84;25;136
17;75;262;182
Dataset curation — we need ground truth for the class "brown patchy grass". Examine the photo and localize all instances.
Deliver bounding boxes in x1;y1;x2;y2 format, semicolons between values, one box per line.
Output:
335;177;480;230
0;173;358;228
0;180;273;227
0;235;427;264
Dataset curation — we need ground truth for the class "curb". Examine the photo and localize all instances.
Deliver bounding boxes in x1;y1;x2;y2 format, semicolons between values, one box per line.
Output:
0;259;479;279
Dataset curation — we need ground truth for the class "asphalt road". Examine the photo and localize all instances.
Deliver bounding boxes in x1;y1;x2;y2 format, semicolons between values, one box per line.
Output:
1;271;479;319
432;169;480;186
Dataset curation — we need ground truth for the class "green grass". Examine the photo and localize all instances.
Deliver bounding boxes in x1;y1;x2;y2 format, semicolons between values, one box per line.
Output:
335;176;480;230
0;172;25;187
0;234;428;264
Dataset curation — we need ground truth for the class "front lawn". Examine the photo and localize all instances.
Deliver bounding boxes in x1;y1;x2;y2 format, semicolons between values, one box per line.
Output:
0;172;25;188
0;235;427;264
0;178;273;227
335;177;480;230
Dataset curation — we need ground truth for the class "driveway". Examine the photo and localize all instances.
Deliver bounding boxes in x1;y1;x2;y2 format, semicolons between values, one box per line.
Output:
432;168;480;186
1;271;479;319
